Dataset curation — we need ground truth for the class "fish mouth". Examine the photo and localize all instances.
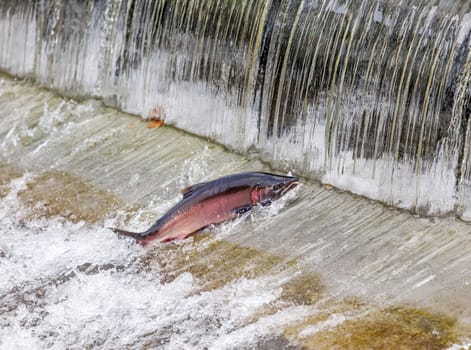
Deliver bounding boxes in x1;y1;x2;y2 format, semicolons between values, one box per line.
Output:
280;178;299;196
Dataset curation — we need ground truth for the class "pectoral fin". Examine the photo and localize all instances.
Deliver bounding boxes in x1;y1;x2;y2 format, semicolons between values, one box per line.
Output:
233;205;253;216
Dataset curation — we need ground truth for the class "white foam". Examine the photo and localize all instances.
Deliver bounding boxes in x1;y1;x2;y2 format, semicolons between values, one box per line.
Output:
0;175;140;293
208;305;313;350
0;174;310;349
448;340;471;350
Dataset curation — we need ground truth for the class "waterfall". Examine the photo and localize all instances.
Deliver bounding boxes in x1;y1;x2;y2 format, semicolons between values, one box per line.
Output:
0;0;470;218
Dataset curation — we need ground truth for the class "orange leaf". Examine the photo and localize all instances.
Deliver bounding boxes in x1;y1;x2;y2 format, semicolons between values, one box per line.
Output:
147;119;164;129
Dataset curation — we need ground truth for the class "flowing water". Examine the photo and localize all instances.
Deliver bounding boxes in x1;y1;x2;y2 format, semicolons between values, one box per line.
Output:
1;0;471;348
1;74;470;349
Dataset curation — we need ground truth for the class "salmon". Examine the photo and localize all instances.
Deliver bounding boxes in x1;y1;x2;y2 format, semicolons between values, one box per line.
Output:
109;172;299;245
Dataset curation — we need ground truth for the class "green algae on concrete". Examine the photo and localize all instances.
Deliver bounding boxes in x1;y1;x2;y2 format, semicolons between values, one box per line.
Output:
280;272;324;306
284;304;463;350
245;270;326;329
134;232;468;350
144;234;298;293
17;170;124;224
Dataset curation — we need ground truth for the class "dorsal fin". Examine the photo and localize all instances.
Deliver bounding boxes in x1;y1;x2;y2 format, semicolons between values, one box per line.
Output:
180;181;208;198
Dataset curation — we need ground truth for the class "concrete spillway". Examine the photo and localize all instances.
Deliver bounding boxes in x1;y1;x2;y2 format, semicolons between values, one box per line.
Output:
1;75;470;348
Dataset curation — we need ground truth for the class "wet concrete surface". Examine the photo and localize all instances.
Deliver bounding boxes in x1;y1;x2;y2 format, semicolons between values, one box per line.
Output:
1;75;470;348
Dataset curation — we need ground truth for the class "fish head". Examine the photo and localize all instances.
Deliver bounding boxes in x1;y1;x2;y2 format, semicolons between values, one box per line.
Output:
249;173;299;205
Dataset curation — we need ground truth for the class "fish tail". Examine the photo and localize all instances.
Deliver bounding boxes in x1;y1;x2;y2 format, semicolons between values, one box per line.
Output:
109;227;147;241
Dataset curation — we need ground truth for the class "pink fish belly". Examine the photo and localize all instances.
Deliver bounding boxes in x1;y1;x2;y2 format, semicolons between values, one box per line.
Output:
147;189;251;243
